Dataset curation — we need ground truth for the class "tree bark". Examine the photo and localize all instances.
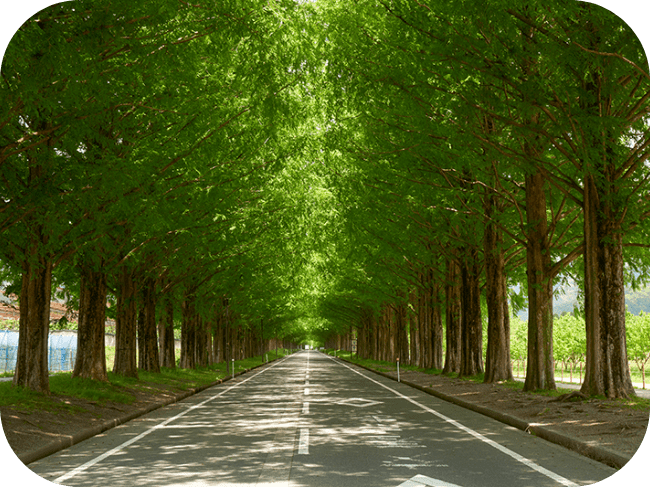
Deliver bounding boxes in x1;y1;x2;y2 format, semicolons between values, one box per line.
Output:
194;315;208;367
443;257;462;374
459;247;484;378
410;289;419;367
139;277;160;373
581;175;635;398
14;245;53;394
113;266;138;378
483;196;513;383
73;264;108;382
523;170;555;392
159;296;176;369
430;276;444;370
395;301;409;365
180;295;197;369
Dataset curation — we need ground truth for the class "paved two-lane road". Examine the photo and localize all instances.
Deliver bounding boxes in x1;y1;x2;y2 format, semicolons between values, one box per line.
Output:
28;351;617;486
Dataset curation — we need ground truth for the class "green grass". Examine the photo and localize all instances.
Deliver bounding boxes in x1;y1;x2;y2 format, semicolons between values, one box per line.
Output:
331;349;650;411
0;349;291;414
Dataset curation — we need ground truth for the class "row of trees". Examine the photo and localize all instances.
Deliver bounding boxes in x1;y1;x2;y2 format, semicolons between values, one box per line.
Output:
312;0;650;399
2;1;649;402
0;0;315;394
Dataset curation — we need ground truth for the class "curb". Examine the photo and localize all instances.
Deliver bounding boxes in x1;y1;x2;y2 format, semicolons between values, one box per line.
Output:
335;356;632;470
16;358;280;466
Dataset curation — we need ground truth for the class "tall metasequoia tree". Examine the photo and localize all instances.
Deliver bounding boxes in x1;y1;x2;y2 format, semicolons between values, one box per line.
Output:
73;264;109;381
578;12;639;398
523;170;556;392
458;245;484;378
180;292;198;369
138;276;160;373
113;265;138;378
443;256;462;374
159;295;176;369
13;236;53;394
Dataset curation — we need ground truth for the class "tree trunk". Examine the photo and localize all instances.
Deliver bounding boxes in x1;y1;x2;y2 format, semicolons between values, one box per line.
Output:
409;289;419;367
194;315;208;367
159;296;176;369
443;257;462;374
14;247;52;394
483;197;513;383
395;301;409;365
113;266;138;378
430;276;444;370
138;277;160;373
416;282;426;368
73;265;108;381
524;171;555;392
459;247;484;378
581;175;635;398
180;296;196;369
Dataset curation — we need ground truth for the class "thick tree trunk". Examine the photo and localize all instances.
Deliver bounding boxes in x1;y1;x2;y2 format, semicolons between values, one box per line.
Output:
159;296;176;369
14;247;52;394
214;312;224;363
418;282;427;368
372;311;379;360
483;200;513;383
430;277;444;370
180;296;197;369
581;175;635;398
443;257;462;374
459;248;483;378
113;266;138;378
73;265;108;381
409;289;419;367
395;302;409;365
524;171;555;392
138;277;160;373
194;316;208;367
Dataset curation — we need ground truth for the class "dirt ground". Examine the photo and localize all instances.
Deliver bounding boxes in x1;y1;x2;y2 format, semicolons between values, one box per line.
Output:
381;367;649;460
1;380;195;460
1;367;648;465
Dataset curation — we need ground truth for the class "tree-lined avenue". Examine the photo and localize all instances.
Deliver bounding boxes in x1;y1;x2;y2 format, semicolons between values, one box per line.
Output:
26;351;616;486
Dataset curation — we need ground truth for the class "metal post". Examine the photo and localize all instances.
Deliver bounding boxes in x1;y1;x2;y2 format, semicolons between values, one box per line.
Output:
397;357;400;383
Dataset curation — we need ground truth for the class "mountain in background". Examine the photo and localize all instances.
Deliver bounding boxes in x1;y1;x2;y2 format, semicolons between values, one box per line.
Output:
516;284;650;320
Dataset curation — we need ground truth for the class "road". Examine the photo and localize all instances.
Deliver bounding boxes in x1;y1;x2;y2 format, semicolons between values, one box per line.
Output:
26;351;618;486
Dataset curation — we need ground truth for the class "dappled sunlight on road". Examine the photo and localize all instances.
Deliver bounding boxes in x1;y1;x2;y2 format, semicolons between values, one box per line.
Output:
25;352;618;487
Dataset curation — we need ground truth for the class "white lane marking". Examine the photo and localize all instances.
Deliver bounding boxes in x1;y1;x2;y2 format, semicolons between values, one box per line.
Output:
256;404;302;486
302;402;309;415
304;387;310;396
54;355;294;485
397;474;462;487
327;355;579;487
298;428;309;454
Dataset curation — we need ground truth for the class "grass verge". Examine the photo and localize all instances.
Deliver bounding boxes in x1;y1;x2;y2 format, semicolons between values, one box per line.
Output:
0;349;292;413
327;349;650;411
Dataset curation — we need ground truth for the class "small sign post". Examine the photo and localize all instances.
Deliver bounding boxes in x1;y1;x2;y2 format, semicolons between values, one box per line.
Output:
397;357;400;383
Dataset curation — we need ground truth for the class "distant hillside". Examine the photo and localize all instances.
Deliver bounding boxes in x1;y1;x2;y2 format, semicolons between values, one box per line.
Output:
516;283;650;320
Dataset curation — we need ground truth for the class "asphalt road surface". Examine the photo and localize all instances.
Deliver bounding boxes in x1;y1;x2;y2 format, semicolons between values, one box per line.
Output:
27;351;618;487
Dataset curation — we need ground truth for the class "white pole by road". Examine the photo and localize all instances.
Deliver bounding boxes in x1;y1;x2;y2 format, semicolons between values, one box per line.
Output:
397;357;400;383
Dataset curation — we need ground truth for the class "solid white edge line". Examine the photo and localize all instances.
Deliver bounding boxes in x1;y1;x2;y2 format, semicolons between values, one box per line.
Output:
53;354;294;485
325;354;579;487
298;428;309;455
